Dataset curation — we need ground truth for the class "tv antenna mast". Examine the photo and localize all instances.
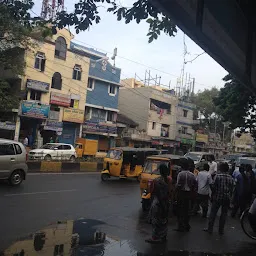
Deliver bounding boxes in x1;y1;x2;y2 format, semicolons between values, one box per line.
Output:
41;0;64;20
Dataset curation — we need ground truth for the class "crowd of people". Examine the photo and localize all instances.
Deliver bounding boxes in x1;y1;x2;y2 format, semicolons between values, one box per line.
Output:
145;158;256;244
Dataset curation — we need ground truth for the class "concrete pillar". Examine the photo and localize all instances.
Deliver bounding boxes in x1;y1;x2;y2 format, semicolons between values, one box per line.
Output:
14;116;20;142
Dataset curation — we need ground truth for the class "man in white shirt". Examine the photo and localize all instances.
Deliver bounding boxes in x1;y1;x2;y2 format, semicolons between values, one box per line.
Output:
193;163;213;218
208;156;217;178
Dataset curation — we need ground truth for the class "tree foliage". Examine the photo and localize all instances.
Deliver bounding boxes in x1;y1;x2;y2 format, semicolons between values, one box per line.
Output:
0;1;50;111
214;74;256;138
54;0;177;43
192;87;219;120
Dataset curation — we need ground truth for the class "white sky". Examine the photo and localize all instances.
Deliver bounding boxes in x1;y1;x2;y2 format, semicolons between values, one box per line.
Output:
33;0;228;92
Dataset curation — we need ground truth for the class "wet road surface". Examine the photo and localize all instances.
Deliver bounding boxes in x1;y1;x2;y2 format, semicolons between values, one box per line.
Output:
0;173;256;255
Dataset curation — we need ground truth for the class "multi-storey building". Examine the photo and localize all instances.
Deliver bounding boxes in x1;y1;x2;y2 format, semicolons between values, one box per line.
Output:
176;100;197;153
2;28;90;147
70;42;121;151
118;85;179;151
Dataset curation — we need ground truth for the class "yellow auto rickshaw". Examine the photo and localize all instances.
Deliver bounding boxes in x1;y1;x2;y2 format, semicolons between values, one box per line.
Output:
140;154;182;211
101;147;159;181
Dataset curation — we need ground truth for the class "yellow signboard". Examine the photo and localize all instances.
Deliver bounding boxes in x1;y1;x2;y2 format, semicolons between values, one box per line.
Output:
63;108;84;123
73;100;79;109
196;133;208;143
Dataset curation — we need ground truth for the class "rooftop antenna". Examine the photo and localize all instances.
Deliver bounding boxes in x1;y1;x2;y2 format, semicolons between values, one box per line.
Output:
111;47;117;67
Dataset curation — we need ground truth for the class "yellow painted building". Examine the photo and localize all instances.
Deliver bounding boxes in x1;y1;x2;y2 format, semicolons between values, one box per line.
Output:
16;28;90;147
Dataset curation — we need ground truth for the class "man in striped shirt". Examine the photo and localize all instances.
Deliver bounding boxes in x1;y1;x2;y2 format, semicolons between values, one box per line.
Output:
204;162;234;235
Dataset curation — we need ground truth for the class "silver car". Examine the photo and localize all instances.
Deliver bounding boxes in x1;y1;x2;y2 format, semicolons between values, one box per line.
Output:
0;138;28;186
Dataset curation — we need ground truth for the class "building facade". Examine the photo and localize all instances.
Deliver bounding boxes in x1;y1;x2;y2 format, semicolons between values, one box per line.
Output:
14;29;90;147
176;101;197;153
118;85;179;151
70;42;121;151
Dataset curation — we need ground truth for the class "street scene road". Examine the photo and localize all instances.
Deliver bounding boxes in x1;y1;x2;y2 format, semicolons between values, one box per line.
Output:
1;173;256;255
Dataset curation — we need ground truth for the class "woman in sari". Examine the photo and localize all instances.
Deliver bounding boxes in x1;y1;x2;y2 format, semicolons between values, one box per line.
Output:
145;164;172;243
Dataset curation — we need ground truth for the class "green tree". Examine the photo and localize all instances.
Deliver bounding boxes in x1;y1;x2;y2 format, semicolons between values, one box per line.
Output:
0;1;49;111
54;0;177;43
192;87;219;121
214;74;256;138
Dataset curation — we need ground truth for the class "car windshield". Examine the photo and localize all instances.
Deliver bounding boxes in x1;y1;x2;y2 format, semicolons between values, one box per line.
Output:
143;160;169;174
184;153;201;161
106;150;122;160
40;144;57;149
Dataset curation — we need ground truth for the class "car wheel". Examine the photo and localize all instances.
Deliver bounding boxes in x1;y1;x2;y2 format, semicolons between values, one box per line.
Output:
9;170;23;186
44;155;52;161
101;173;110;182
70;155;76;162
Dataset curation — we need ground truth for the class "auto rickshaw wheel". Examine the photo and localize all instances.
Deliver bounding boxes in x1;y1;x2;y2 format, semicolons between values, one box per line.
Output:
101;173;110;182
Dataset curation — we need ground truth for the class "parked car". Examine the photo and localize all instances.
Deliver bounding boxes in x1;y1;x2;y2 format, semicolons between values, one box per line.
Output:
28;143;77;161
0;138;28;186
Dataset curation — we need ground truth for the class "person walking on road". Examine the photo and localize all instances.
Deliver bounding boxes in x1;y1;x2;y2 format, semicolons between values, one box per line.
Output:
145;164;172;244
204;162;234;235
208;156;217;180
231;164;252;218
175;158;197;232
193;163;213;218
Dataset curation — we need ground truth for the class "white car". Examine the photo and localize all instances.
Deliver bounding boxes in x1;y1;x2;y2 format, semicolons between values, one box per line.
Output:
29;143;77;161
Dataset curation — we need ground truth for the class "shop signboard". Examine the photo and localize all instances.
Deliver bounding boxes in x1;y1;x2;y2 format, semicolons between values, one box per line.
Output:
63;108;84;123
83;121;117;134
196;133;208;143
181;138;195;146
0;121;16;131
44;120;63;132
50;92;71;107
21;101;49;119
26;79;50;92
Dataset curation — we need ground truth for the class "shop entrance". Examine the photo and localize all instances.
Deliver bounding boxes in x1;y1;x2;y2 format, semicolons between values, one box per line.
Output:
20;117;41;147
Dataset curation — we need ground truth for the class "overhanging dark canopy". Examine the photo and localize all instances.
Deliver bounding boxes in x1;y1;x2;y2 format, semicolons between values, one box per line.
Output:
151;0;256;91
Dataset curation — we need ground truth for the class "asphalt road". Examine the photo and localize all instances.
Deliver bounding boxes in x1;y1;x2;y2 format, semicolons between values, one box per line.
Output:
0;173;256;255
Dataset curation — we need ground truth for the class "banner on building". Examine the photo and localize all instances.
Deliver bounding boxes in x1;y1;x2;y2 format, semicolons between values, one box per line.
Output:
50;92;71;107
21;101;49;119
83;121;117;135
0;121;16;131
44;121;63;132
26;79;50;92
196;133;208;143
63;108;85;123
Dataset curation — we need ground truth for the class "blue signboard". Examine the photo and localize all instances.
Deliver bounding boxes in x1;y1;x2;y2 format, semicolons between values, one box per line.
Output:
21;101;49;119
83;121;117;135
0;121;16;131
26;79;50;92
44;120;63;132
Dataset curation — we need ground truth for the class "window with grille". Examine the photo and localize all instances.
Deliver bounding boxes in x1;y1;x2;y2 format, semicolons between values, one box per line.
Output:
34;52;46;71
55;37;67;60
87;78;94;90
30;90;41;101
108;84;116;95
73;65;82;80
181;126;188;134
51;72;62;90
